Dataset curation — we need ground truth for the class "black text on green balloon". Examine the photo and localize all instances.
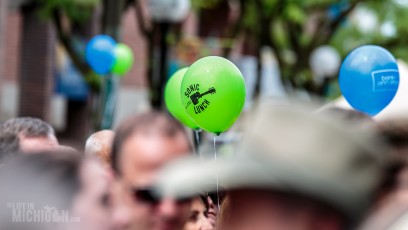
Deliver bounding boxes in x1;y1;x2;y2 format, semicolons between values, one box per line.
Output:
194;99;210;114
184;84;200;98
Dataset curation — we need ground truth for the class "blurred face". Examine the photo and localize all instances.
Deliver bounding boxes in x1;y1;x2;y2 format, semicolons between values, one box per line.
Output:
72;159;112;230
220;190;343;230
19;134;59;153
206;196;217;227
114;131;191;230
183;198;214;230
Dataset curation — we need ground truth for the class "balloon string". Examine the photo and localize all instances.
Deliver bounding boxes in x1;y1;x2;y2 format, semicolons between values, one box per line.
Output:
214;136;220;209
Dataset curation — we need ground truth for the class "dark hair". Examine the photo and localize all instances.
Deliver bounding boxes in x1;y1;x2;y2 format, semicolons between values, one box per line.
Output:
1;117;55;137
111;110;189;174
0;118;55;161
199;194;209;211
378;118;408;148
0;133;20;164
375;118;408;200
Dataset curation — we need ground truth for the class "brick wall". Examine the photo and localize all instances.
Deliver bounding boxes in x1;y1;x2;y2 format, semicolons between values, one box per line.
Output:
18;6;55;121
1;4;198;89
120;7;148;88
2;7;150;87
2;10;21;83
1;3;199;122
0;0;6;80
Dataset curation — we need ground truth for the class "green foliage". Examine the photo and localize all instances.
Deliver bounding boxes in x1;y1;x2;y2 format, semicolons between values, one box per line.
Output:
132;0;404;99
332;1;408;61
85;71;103;92
193;0;408;97
283;3;306;24
243;3;258;31
192;0;221;9
37;0;101;22
262;0;278;12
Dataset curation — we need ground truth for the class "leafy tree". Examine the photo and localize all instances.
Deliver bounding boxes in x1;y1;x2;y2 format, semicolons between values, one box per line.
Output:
196;0;406;99
332;1;408;59
37;0;102;90
18;0;127;132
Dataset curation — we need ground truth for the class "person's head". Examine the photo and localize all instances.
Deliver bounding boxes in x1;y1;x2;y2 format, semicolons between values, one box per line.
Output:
72;157;113;230
183;196;214;230
0;151;112;230
358;118;408;230
205;194;219;228
111;111;192;230
378;118;408;159
0;131;19;165
373;118;408;206
0;117;58;154
220;189;348;230
379;118;408;192
176;37;202;65
154;105;387;230
85;130;115;168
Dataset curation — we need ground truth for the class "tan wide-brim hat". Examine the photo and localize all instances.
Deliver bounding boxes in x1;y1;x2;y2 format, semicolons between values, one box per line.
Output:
153;104;388;221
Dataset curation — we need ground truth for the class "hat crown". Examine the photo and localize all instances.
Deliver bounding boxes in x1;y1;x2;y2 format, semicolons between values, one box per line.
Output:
237;105;387;218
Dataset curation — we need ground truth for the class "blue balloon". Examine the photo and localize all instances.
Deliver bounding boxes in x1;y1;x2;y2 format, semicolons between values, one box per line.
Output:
339;45;399;116
85;35;116;75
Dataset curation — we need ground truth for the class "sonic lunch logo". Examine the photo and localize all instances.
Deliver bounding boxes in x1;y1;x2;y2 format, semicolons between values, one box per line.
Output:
184;84;216;114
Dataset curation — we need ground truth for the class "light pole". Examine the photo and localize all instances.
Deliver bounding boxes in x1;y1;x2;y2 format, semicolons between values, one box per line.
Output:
147;0;191;108
100;0;125;129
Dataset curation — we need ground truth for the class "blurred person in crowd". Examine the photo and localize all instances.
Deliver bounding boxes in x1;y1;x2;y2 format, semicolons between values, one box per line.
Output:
73;157;113;230
217;195;230;228
0;151;112;230
205;194;219;228
154;105;387;230
85;130;115;168
0;117;59;154
168;37;202;77
358;118;408;230
110;111;192;230
183;195;214;230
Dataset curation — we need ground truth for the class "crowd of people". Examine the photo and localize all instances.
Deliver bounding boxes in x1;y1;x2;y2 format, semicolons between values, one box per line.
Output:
0;102;408;230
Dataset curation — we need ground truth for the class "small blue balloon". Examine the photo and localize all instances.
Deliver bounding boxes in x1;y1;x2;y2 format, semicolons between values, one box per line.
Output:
85;35;116;75
339;45;399;116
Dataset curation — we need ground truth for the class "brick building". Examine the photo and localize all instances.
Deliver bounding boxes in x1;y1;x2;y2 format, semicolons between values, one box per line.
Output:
0;3;199;127
0;1;246;148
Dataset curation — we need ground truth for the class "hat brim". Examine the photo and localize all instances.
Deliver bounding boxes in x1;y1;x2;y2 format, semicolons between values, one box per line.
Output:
153;155;371;222
154;155;283;199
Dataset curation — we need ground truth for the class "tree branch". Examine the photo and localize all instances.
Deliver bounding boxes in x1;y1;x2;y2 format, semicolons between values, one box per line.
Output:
133;0;151;38
260;0;286;77
307;14;326;50
268;0;285;22
222;0;245;57
308;1;358;51
52;9;92;77
322;1;359;44
286;22;301;54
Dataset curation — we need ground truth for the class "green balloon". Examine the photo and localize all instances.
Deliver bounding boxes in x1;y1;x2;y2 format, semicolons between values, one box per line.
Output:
165;68;200;130
181;56;246;134
112;44;134;75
